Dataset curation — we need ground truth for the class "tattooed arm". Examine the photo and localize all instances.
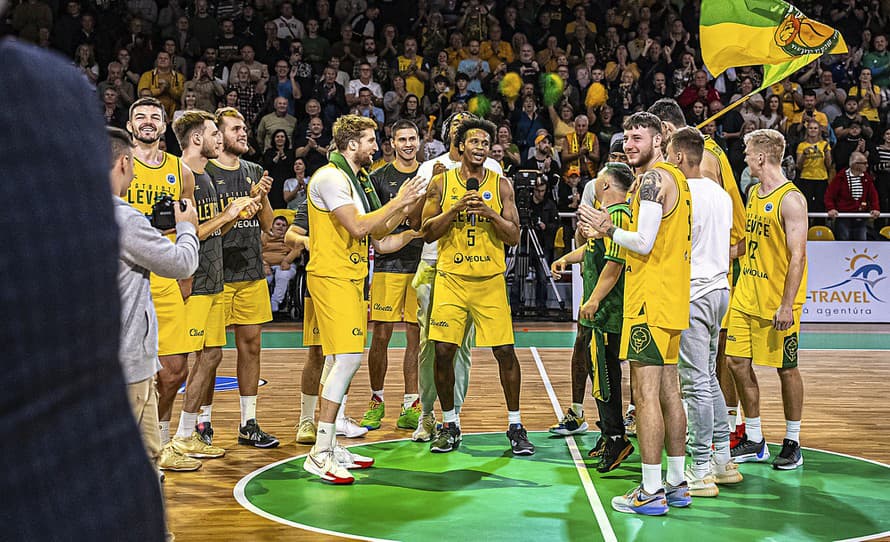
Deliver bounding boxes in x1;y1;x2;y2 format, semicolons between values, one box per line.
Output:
581;170;666;255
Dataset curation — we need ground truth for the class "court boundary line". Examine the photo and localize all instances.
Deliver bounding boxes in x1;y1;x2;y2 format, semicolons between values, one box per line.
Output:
529;346;618;542
233;433;890;542
232;346;890;352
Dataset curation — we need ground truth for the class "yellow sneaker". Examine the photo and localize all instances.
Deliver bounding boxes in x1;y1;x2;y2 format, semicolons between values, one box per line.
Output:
158;443;202;471
296;419;317;445
171;432;226;459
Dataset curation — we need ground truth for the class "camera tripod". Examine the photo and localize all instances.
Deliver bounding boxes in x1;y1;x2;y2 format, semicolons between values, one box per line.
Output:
507;224;566;317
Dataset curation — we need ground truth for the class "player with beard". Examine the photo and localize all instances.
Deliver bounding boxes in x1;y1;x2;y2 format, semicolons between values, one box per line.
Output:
410;112;503;443
125;96;200;471
206;107;279;448
169;111;262;457
582;111;692;515
302;115;424;484
360;120;427;431
421;118;535;457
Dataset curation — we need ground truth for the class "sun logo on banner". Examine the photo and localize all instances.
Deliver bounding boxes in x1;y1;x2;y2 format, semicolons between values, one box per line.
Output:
774;6;841;56
821;248;886;302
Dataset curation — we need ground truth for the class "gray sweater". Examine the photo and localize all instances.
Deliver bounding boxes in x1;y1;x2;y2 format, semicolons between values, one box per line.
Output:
114;196;199;384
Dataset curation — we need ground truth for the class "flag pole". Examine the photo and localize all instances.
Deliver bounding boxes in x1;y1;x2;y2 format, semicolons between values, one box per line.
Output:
696;91;755;130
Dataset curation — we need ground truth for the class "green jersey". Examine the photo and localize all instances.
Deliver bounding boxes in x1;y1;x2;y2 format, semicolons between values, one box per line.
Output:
579;203;631;333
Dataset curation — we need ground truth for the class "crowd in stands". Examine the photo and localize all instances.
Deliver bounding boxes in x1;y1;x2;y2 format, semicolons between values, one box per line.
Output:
4;0;889;240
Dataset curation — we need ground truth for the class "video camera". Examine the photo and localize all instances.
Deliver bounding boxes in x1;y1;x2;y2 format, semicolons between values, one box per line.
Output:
151;194;186;230
513;170;539;227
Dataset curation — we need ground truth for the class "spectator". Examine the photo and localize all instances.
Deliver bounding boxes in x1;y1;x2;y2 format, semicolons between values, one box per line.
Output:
327;55;351;88
556;166;583;239
216;19;244;65
833;120;873;171
10;0;53;44
262;216;301;313
262;129;295;209
346;61;383;106
183;60;225;113
190;0;219;53
74;43;99;86
98;61;136;108
397;93;425;128
728;77;765;128
796;120;833;219
283;157;309;210
352;86;385;133
160;39;188;76
173;90;198;121
229;44;270;87
259;20;288;66
384;74;409;122
790;90;830;140
293;116;331;174
512;95;548;157
767;76;804;120
566;23;596;67
641;71;671;109
761;93;789;134
265;59;301;116
398;36;430;99
609;69;642;119
101;87;128;129
331;23;360;73
826;152;881;240
497;123;521;170
449;72;475;107
561;114;599;181
230;66;267;127
313;65;348;126
873;127;890;228
201;47;229;87
678;69;720;109
350;4;380;39
294;98;323;138
256;96;297;151
458;39;491;95
833;96;874;141
523;132;560;179
273;2;306;41
481;24;513;71
862;34;890;88
549;101;576;144
137;51;185;119
169;16;202;62
303;19;332;73
592;104;619;163
508;43;541;88
814;69;847;123
672;52;697;98
52;0;82;57
848;67;882;130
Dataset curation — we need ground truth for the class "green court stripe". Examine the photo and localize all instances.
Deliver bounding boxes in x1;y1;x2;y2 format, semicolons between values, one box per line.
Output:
225;331;890;350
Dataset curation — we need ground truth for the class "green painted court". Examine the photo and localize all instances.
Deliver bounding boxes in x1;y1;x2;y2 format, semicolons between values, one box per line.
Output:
235;432;890;541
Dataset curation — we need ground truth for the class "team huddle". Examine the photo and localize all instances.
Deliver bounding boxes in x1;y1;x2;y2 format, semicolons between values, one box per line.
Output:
119;95;808;515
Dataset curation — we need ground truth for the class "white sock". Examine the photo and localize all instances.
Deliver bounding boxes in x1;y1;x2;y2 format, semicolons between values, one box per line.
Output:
641;463;662;494
443;409;459;425
691;460;710;480
714;439;731;465
745;416;763;442
337;395;348;420
666;456;685;486
372;389;384;402
626;404;635;415
316;421;336;452
176;411;198;439
301;393;318;423
571;402;584;417
159;421;170;445
198;405;213;424
403;393;419;409
785;420;801;443
240;395;257;426
507;410;522;425
728;408;738;429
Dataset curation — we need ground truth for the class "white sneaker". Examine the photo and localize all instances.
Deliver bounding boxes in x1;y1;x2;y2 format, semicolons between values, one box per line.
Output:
333;444;374;469
412;412;437;442
303;446;355;484
336;416;369;438
684;464;719;497
710;457;744;484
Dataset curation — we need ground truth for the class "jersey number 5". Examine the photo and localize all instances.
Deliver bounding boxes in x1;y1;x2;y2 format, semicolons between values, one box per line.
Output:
467;228;476;246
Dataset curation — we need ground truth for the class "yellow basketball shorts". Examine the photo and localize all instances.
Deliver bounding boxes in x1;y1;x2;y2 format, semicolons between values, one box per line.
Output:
302;295;321;347
428;271;513;347
370;272;418;324
150;273;190;356
184;291;227;351
724;307;801;369
223;280;272;326
619;313;682;365
307;274;367;356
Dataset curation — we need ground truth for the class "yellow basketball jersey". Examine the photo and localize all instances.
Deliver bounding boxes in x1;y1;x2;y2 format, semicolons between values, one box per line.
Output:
127;153;184;216
436;168;505;278
704;136;745;246
306;164;369;280
733;182;808;319
623;161;691;331
796;140;831;181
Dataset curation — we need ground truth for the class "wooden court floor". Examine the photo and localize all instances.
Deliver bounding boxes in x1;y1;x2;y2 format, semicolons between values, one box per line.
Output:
164;328;890;541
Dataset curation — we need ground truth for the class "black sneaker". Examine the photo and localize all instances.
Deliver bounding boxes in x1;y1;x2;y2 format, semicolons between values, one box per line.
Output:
731;434;770;463
196;421;214;445
238;419;280;448
596;435;634;473
507;423;536;456
588;434;606;457
430;422;461;453
772;438;803;470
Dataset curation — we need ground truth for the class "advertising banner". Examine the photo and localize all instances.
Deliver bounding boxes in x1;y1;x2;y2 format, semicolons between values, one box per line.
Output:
803;242;890;323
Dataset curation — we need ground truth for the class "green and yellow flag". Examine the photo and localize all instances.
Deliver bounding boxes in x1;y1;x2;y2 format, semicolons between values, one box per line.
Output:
699;0;847;126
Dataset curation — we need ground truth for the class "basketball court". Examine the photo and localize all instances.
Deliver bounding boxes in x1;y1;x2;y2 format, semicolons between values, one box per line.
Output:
165;323;890;541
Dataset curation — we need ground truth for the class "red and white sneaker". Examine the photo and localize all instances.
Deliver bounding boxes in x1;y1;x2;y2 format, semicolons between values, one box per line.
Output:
303;447;355;484
334;444;374;469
